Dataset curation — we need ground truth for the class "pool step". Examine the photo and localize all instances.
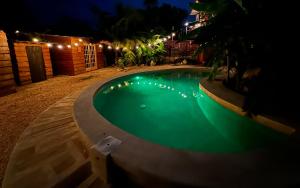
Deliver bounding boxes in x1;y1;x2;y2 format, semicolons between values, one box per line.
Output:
78;173;110;188
52;160;109;188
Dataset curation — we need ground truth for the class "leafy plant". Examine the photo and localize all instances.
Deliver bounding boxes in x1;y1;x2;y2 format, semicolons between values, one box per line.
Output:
115;35;166;67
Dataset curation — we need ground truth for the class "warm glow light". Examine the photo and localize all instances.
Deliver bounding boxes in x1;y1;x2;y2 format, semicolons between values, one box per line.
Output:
116;46;119;50
47;43;53;47
15;30;20;34
74;43;79;46
163;38;167;41
32;38;39;42
57;45;63;49
172;33;176;37
99;44;103;48
185;22;189;26
67;45;71;48
148;43;151;47
79;38;83;42
167;36;171;39
108;46;112;50
136;46;139;49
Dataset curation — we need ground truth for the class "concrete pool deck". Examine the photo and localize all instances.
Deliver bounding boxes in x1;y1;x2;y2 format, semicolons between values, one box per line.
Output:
3;66;300;188
1;65;183;187
2;92;107;188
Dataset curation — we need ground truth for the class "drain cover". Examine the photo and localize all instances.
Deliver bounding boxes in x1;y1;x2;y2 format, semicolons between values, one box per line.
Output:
92;136;122;155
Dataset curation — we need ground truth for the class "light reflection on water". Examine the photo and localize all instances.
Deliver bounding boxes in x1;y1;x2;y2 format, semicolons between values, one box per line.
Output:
94;69;286;153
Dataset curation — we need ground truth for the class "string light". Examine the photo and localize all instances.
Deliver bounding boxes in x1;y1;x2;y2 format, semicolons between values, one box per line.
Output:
14;30;174;53
167;36;171;39
172;33;176;37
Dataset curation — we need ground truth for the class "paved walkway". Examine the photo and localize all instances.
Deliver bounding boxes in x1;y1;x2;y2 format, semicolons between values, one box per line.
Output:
2;92;107;188
1;65;184;188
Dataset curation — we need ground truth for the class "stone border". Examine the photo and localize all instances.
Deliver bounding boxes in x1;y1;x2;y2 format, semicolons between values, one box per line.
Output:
73;66;297;187
2;92;103;188
199;80;296;135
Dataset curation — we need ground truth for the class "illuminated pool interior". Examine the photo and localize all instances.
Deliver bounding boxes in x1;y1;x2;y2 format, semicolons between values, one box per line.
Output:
94;69;286;153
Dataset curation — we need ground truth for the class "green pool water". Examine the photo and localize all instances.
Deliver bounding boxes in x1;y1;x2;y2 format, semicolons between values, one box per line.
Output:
94;69;286;153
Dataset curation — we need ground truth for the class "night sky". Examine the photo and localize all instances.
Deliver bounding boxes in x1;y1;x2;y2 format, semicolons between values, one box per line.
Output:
25;0;193;24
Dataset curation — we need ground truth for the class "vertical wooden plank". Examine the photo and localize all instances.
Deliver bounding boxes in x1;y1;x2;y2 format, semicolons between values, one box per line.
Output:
0;30;16;96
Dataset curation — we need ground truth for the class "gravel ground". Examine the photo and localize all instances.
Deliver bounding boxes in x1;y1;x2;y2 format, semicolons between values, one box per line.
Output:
0;65;171;185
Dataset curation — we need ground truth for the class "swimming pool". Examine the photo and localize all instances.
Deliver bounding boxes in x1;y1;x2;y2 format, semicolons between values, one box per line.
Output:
93;69;285;153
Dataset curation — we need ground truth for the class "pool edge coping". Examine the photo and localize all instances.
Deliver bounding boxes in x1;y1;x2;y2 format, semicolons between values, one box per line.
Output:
199;80;296;135
73;66;297;187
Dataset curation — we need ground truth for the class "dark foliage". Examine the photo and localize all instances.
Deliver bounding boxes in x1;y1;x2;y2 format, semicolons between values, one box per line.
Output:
91;3;187;40
191;0;299;121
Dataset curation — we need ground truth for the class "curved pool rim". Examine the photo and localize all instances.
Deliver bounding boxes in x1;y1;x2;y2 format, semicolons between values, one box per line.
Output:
74;66;295;187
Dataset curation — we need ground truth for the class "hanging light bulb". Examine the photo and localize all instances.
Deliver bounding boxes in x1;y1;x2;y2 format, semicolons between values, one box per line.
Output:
47;43;53;47
116;46;120;50
57;45;63;49
15;30;20;34
67;45;71;48
99;44;103;48
108;46;112;50
79;38;83;42
32;38;39;42
74;43;79;46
